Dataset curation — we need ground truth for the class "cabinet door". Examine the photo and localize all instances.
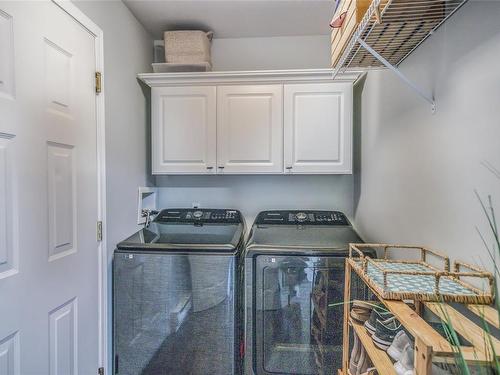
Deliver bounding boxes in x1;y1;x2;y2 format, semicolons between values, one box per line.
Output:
284;83;352;174
217;85;283;174
152;86;216;174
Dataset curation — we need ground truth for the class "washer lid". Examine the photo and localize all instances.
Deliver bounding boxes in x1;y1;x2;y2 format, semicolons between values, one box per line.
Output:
117;208;244;252
246;210;361;252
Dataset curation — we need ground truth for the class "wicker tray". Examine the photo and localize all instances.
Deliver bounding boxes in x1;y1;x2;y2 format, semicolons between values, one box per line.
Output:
349;244;494;304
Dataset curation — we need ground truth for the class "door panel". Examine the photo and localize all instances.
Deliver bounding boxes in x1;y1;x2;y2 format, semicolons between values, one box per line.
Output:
0;7;16;146
44;37;73;118
49;298;77;375
0;2;99;374
47;143;76;260
0;331;19;375
0;134;16;276
0;8;14;100
217;85;283;174
284;83;352;174
152;86;216;174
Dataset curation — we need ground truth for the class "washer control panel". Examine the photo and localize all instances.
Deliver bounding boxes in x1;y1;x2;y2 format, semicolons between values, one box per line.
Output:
155;208;241;224
255;210;349;226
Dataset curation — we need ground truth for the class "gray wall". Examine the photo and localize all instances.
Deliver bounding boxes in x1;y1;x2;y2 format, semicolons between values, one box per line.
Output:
211;35;331;71
73;1;152;371
155;34;356;225
74;0;153;252
156;175;354;227
353;1;500;271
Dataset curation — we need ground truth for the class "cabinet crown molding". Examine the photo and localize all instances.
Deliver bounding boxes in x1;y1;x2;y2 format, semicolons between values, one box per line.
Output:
138;69;362;87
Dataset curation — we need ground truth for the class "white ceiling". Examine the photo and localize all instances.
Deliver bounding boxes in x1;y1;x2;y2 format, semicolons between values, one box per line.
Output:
123;0;334;39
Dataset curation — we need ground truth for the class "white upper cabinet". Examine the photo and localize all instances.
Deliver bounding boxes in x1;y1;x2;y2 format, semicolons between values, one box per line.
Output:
284;82;352;174
152;86;217;174
217;85;283;174
140;70;358;175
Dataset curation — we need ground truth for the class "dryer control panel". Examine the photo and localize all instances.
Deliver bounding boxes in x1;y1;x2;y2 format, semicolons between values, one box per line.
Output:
155;208;242;224
255;210;349;226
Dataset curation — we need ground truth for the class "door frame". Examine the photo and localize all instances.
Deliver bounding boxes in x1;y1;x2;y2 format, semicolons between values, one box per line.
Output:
52;1;108;371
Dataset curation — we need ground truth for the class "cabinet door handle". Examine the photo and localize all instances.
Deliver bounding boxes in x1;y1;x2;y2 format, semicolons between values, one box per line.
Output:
218;166;225;169
286;166;293;170
206;166;214;170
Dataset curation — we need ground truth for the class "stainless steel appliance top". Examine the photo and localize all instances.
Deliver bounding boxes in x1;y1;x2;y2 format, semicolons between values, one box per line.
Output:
245;210;364;254
116;208;245;252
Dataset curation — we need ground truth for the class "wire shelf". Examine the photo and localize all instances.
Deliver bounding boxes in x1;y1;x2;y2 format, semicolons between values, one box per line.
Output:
333;0;469;76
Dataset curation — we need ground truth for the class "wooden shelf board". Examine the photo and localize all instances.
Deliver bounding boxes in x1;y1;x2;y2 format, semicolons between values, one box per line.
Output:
350;319;397;375
425;302;500;360
384;300;452;355
467;304;500;329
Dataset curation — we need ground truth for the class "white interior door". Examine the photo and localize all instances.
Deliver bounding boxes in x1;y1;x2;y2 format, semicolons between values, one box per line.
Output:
217;85;283;174
152;86;217;174
284;83;352;174
0;2;100;374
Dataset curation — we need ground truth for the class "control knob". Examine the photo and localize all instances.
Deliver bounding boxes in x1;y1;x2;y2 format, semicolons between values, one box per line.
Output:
295;212;308;222
193;210;204;219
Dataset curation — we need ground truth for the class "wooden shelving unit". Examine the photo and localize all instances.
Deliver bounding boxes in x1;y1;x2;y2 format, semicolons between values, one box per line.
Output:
331;0;470;112
342;258;500;375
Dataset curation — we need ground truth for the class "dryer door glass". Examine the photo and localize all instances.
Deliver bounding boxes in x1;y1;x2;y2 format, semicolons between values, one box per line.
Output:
254;255;345;375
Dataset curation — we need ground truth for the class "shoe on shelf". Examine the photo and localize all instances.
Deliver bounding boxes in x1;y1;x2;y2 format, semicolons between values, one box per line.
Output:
394;343;414;375
349;332;361;375
356;347;372;375
394;343;453;375
364;306;393;336
360;368;377;375
387;330;412;361
350;300;374;323
372;316;402;351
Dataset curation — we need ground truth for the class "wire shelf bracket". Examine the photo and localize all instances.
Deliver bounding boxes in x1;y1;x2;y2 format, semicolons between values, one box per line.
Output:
357;38;436;113
331;0;470;114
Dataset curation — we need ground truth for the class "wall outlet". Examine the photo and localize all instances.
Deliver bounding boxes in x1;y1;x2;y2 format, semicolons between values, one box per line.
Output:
137;187;158;225
192;202;201;208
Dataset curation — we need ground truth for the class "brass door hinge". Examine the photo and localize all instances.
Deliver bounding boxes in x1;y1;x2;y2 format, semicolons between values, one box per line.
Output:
97;221;103;242
98;367;104;375
95;72;102;94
